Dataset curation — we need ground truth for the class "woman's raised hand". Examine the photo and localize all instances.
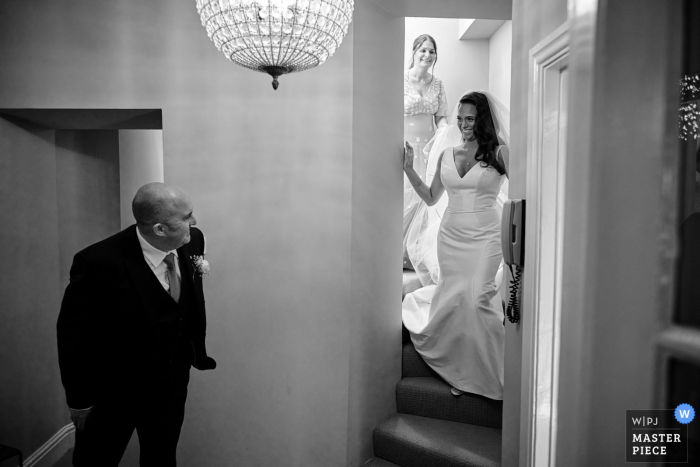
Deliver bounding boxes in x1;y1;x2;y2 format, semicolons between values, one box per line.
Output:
404;141;415;173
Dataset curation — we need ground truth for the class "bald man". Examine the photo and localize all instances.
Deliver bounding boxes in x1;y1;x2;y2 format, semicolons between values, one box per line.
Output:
57;182;216;466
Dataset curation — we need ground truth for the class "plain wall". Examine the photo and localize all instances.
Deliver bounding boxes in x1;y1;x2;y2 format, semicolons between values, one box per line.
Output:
0;118;68;458
348;3;404;465
118;130;164;229
405;18;490;112
0;0;401;465
488;21;513;109
504;0;568;466
55;130;122;290
374;0;512;20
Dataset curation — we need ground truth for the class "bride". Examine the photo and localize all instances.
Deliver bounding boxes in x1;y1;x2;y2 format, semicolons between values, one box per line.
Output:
402;91;509;400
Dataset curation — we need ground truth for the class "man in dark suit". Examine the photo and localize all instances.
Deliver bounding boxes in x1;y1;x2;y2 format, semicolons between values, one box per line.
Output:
57;182;216;466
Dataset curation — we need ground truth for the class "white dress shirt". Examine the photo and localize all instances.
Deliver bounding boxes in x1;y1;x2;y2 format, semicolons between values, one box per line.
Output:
136;227;180;293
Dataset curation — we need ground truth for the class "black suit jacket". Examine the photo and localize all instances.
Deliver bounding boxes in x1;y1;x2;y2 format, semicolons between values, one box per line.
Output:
678;212;700;324
57;225;216;410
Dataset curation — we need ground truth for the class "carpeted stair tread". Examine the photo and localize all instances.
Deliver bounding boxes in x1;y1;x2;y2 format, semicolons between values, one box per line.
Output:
373;413;501;467
361;457;401;467
397;377;502;429
402;342;439;378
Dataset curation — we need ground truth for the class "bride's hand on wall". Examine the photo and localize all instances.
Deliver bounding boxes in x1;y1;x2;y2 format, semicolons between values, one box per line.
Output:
403;141;415;173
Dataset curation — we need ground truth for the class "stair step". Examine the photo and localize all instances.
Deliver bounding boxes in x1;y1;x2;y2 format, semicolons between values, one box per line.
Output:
361;457;401;467
373;413;501;467
402;342;439;378
397;377;502;429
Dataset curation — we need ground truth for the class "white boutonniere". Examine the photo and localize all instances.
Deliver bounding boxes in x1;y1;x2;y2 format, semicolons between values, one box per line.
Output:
190;255;211;278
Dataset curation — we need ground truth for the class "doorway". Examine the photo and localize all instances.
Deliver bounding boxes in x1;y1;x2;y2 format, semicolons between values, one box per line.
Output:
0;108;163;464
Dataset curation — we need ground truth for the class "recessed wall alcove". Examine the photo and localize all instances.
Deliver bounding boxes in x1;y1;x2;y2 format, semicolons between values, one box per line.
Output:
0;108;164;461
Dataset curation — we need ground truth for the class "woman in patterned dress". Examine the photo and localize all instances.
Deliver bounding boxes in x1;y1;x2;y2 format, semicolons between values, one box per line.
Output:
403;34;448;269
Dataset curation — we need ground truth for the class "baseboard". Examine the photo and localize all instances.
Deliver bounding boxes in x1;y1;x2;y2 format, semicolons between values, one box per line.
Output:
22;424;75;467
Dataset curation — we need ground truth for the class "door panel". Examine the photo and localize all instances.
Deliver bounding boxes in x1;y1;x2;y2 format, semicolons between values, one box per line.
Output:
666;1;700;462
556;1;685;465
522;22;570;467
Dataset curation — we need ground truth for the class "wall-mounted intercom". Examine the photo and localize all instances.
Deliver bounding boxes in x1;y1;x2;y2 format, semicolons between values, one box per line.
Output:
501;199;525;324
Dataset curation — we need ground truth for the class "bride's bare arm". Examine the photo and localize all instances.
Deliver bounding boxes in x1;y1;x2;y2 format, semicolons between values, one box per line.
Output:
403;141;445;206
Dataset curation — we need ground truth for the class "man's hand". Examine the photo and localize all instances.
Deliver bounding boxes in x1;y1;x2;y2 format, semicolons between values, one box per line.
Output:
69;406;93;431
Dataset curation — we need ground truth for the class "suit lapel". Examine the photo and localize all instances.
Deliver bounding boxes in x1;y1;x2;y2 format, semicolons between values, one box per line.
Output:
178;243;203;305
119;226;165;342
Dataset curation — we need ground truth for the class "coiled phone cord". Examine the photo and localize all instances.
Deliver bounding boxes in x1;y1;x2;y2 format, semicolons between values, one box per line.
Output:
506;264;522;324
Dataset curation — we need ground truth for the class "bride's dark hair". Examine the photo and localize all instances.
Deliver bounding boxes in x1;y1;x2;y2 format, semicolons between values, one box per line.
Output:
460;92;506;175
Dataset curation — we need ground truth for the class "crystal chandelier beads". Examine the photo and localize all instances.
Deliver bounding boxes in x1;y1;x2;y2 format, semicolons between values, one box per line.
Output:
680;74;700;141
196;0;354;90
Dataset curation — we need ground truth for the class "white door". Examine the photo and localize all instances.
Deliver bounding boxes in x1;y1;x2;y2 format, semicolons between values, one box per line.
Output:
520;21;570;467
553;0;697;465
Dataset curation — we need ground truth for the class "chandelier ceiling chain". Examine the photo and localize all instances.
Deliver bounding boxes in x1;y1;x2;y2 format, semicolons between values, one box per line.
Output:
196;0;354;90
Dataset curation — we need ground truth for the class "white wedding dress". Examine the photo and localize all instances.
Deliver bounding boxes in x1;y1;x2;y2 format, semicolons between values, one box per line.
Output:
402;146;506;400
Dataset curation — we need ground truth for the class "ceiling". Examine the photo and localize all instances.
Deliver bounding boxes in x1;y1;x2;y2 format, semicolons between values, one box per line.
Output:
369;0;512;20
459;19;509;39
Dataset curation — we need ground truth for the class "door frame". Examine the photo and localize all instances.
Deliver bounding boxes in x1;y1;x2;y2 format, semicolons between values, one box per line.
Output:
554;0;686;465
520;21;570;467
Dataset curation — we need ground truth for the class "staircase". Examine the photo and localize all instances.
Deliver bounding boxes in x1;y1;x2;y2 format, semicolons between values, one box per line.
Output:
364;271;503;467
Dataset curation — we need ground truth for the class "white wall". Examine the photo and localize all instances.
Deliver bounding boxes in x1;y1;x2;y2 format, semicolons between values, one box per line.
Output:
0;118;68;460
349;6;404;464
488;21;513;110
118;130;164;229
376;0;512;20
405;18;490;112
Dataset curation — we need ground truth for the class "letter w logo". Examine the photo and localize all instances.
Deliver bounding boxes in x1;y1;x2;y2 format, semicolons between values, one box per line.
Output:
680;410;691;418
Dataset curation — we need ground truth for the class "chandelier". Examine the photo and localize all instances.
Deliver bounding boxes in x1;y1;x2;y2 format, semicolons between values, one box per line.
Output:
680;73;699;141
196;0;354;90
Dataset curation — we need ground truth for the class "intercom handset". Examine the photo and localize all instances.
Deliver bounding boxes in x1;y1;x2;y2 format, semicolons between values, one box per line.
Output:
501;200;525;324
502;200;525;267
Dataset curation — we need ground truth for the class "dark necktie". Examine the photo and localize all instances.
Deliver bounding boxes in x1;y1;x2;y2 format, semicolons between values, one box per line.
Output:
163;253;180;303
